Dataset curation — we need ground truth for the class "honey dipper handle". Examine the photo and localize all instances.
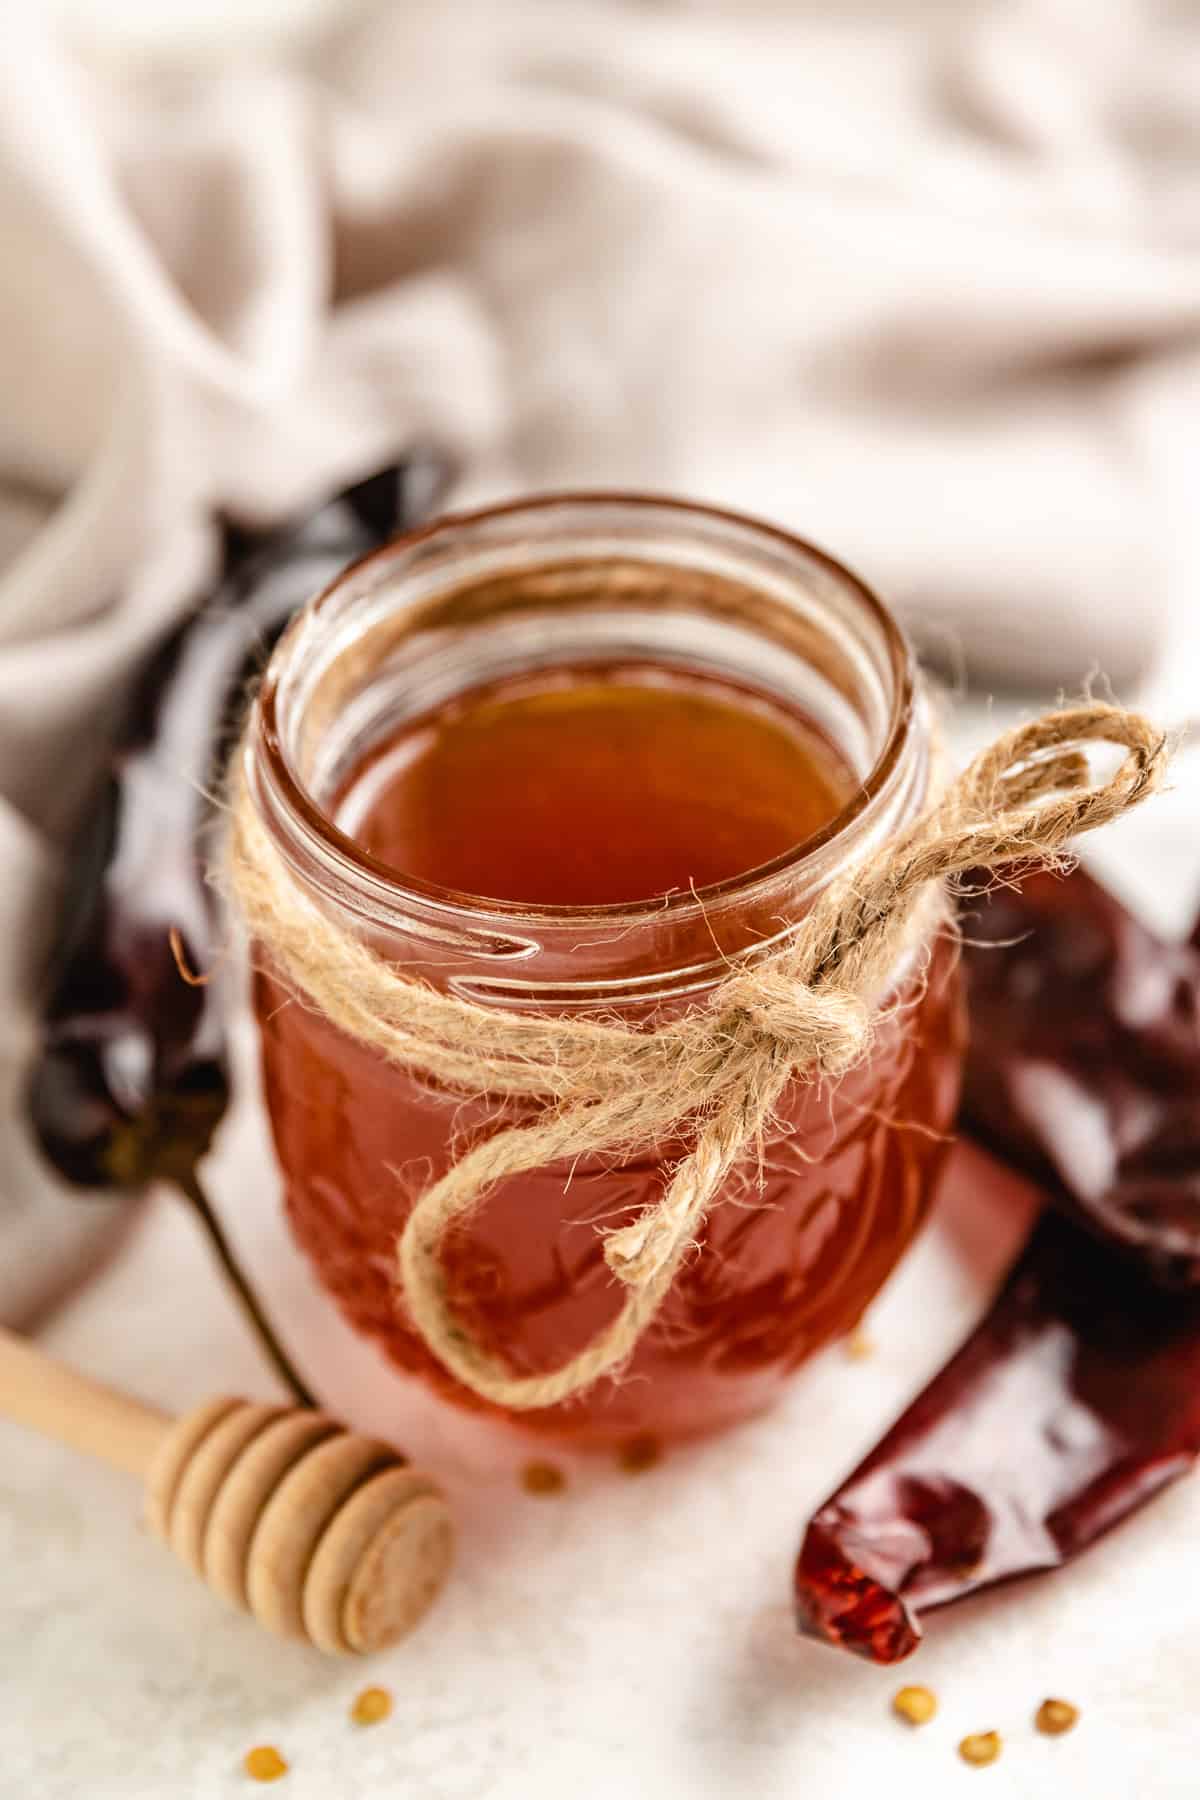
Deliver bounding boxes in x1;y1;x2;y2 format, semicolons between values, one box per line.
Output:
0;1324;170;1478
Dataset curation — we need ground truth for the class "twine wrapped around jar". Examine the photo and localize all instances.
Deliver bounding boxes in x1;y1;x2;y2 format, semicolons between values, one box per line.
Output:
227;703;1166;1410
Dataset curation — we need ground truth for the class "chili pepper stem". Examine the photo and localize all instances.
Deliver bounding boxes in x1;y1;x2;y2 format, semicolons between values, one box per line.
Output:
174;1168;315;1407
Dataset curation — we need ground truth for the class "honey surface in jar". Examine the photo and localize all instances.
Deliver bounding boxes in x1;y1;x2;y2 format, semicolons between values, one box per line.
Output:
334;665;853;906
257;661;964;1443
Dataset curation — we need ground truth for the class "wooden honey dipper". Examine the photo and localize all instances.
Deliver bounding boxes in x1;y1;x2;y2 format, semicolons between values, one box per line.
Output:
0;1325;454;1655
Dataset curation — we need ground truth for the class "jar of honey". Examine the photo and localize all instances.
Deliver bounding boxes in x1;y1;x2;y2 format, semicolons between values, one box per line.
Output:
244;495;964;1444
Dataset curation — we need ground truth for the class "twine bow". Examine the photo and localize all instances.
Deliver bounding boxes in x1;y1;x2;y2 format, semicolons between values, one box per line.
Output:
228;704;1166;1409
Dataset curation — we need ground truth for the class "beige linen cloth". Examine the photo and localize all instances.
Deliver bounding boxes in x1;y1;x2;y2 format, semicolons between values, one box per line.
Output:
3;0;1200;1321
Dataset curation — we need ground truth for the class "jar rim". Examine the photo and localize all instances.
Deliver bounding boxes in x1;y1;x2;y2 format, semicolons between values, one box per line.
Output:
252;490;918;928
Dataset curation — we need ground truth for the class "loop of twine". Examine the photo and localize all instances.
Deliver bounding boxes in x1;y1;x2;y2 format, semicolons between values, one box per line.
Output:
227;702;1167;1410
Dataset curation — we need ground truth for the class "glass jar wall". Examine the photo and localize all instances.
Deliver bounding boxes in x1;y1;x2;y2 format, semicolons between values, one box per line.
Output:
243;495;964;1444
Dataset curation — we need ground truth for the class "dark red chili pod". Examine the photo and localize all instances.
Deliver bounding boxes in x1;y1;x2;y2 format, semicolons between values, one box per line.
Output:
795;1197;1200;1663
27;455;452;1396
28;453;451;1192
961;863;1200;1287
796;860;1200;1663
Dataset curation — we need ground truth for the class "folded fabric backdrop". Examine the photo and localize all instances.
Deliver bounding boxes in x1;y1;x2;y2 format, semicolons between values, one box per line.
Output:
3;0;1200;1322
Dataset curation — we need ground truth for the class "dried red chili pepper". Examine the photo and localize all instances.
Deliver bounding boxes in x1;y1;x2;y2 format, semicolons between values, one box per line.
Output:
795;1200;1200;1662
795;862;1200;1662
961;863;1200;1287
27;454;450;1391
30;455;449;1193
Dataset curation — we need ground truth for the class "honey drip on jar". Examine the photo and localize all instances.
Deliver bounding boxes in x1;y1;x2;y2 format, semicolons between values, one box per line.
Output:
334;665;854;906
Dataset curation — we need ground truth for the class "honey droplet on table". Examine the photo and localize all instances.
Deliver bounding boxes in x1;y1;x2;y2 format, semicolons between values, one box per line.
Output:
1035;1697;1079;1736
352;1686;393;1727
243;1745;289;1782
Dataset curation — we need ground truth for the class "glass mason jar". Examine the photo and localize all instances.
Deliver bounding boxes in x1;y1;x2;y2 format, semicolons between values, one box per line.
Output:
243;494;964;1446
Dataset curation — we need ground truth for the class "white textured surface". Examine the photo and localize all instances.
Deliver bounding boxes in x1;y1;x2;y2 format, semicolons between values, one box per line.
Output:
44;0;346;58
7;3;1200;1793
5;698;1200;1799
5;1114;1200;1799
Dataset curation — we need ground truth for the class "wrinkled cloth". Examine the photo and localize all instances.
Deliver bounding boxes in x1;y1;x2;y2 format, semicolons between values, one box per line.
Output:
3;0;1200;1319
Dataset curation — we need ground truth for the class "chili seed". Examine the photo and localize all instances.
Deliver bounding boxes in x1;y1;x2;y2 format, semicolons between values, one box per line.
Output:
1035;1697;1079;1736
521;1461;566;1495
243;1745;288;1782
891;1684;937;1726
618;1434;661;1474
958;1731;1002;1767
351;1685;393;1726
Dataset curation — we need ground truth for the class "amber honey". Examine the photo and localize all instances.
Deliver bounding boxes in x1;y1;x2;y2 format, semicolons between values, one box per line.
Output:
247;495;965;1442
335;664;854;907
255;602;963;1443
